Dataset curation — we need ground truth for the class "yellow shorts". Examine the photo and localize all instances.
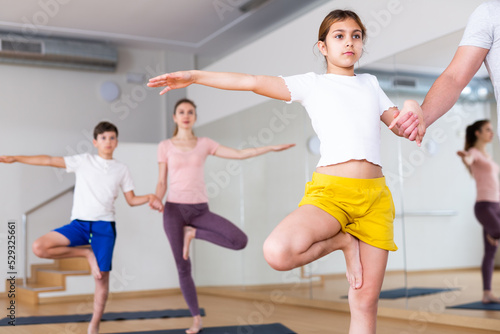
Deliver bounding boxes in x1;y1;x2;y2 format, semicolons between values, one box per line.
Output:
298;172;397;251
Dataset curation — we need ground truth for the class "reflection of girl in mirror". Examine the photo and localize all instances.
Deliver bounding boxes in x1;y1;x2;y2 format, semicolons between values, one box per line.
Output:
458;119;500;304
149;10;422;333
155;98;294;334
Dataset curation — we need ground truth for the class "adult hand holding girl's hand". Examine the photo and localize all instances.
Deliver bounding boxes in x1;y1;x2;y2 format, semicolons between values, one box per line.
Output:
389;100;426;146
148;71;195;95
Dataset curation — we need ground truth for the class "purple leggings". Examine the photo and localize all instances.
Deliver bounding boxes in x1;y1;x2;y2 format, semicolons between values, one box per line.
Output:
474;201;500;291
163;202;248;316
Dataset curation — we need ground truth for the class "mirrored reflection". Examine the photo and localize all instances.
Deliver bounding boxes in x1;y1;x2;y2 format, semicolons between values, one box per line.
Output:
195;100;312;297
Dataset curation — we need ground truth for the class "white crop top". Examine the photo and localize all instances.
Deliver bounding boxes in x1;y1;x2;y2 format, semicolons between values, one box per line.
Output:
282;72;394;167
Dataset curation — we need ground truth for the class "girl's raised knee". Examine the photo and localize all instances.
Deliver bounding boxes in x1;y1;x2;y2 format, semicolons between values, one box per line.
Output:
263;238;293;271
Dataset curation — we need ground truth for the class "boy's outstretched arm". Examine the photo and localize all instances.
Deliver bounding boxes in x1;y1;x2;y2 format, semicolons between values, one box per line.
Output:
123;191;163;212
0;155;65;168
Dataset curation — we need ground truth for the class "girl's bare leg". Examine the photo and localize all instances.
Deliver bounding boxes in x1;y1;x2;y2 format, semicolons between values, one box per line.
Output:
347;241;388;334
32;231;102;279
185;314;203;334
263;204;363;289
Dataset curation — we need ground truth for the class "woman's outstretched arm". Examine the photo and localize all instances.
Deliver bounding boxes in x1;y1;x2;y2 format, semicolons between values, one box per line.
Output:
213;143;295;160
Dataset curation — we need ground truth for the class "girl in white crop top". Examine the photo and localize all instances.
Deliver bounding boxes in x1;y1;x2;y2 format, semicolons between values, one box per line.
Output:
149;9;423;333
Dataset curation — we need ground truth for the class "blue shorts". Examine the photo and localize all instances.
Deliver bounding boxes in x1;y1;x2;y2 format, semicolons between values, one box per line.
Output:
54;219;116;272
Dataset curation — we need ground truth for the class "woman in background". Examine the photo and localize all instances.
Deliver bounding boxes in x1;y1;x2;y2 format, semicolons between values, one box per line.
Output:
458;119;500;304
156;98;293;333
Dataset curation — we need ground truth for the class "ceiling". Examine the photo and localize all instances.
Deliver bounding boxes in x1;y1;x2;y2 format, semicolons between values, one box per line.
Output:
0;0;327;66
0;0;488;76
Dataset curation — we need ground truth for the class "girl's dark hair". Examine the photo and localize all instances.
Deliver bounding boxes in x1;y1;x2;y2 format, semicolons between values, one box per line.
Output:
464;119;490;151
93;121;118;139
172;98;197;137
318;9;367;44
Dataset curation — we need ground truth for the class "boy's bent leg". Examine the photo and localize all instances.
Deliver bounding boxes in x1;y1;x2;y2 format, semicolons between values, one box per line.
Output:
88;271;109;334
32;231;102;279
347;242;388;334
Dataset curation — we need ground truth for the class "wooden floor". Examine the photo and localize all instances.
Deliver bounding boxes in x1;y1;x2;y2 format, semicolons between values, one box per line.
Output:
2;268;500;333
1;293;498;334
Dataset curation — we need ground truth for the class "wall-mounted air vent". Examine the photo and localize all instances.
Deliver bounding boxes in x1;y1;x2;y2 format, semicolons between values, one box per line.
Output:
1;39;43;54
0;32;117;72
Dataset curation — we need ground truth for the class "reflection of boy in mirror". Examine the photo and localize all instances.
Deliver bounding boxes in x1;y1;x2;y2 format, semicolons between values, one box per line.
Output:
458;120;500;304
0;121;163;334
393;1;500;142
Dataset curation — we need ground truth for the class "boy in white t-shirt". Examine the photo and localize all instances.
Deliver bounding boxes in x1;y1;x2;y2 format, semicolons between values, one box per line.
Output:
0;121;163;334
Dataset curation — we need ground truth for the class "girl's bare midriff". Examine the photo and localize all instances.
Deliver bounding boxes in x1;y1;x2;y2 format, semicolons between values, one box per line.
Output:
316;159;383;179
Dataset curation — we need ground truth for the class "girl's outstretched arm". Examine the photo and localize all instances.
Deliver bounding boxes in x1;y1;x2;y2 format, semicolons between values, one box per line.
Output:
148;70;291;101
214;143;295;160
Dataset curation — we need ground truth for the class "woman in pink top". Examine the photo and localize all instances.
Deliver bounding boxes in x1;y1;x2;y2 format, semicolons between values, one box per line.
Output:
155;98;293;334
458;119;500;304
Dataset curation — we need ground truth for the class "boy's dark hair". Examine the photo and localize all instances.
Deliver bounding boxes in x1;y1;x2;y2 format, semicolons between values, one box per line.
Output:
93;121;119;139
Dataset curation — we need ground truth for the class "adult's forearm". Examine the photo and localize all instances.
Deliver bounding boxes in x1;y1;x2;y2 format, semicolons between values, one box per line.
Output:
421;73;464;127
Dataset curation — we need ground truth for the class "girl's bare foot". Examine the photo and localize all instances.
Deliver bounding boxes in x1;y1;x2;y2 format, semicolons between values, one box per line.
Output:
183;226;197;260
186;315;203;334
85;249;102;280
342;233;363;289
483;291;500;304
486;234;499;247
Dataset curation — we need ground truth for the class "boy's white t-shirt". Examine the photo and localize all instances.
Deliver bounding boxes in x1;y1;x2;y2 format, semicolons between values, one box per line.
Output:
282;72;394;168
64;153;135;221
460;0;500;133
